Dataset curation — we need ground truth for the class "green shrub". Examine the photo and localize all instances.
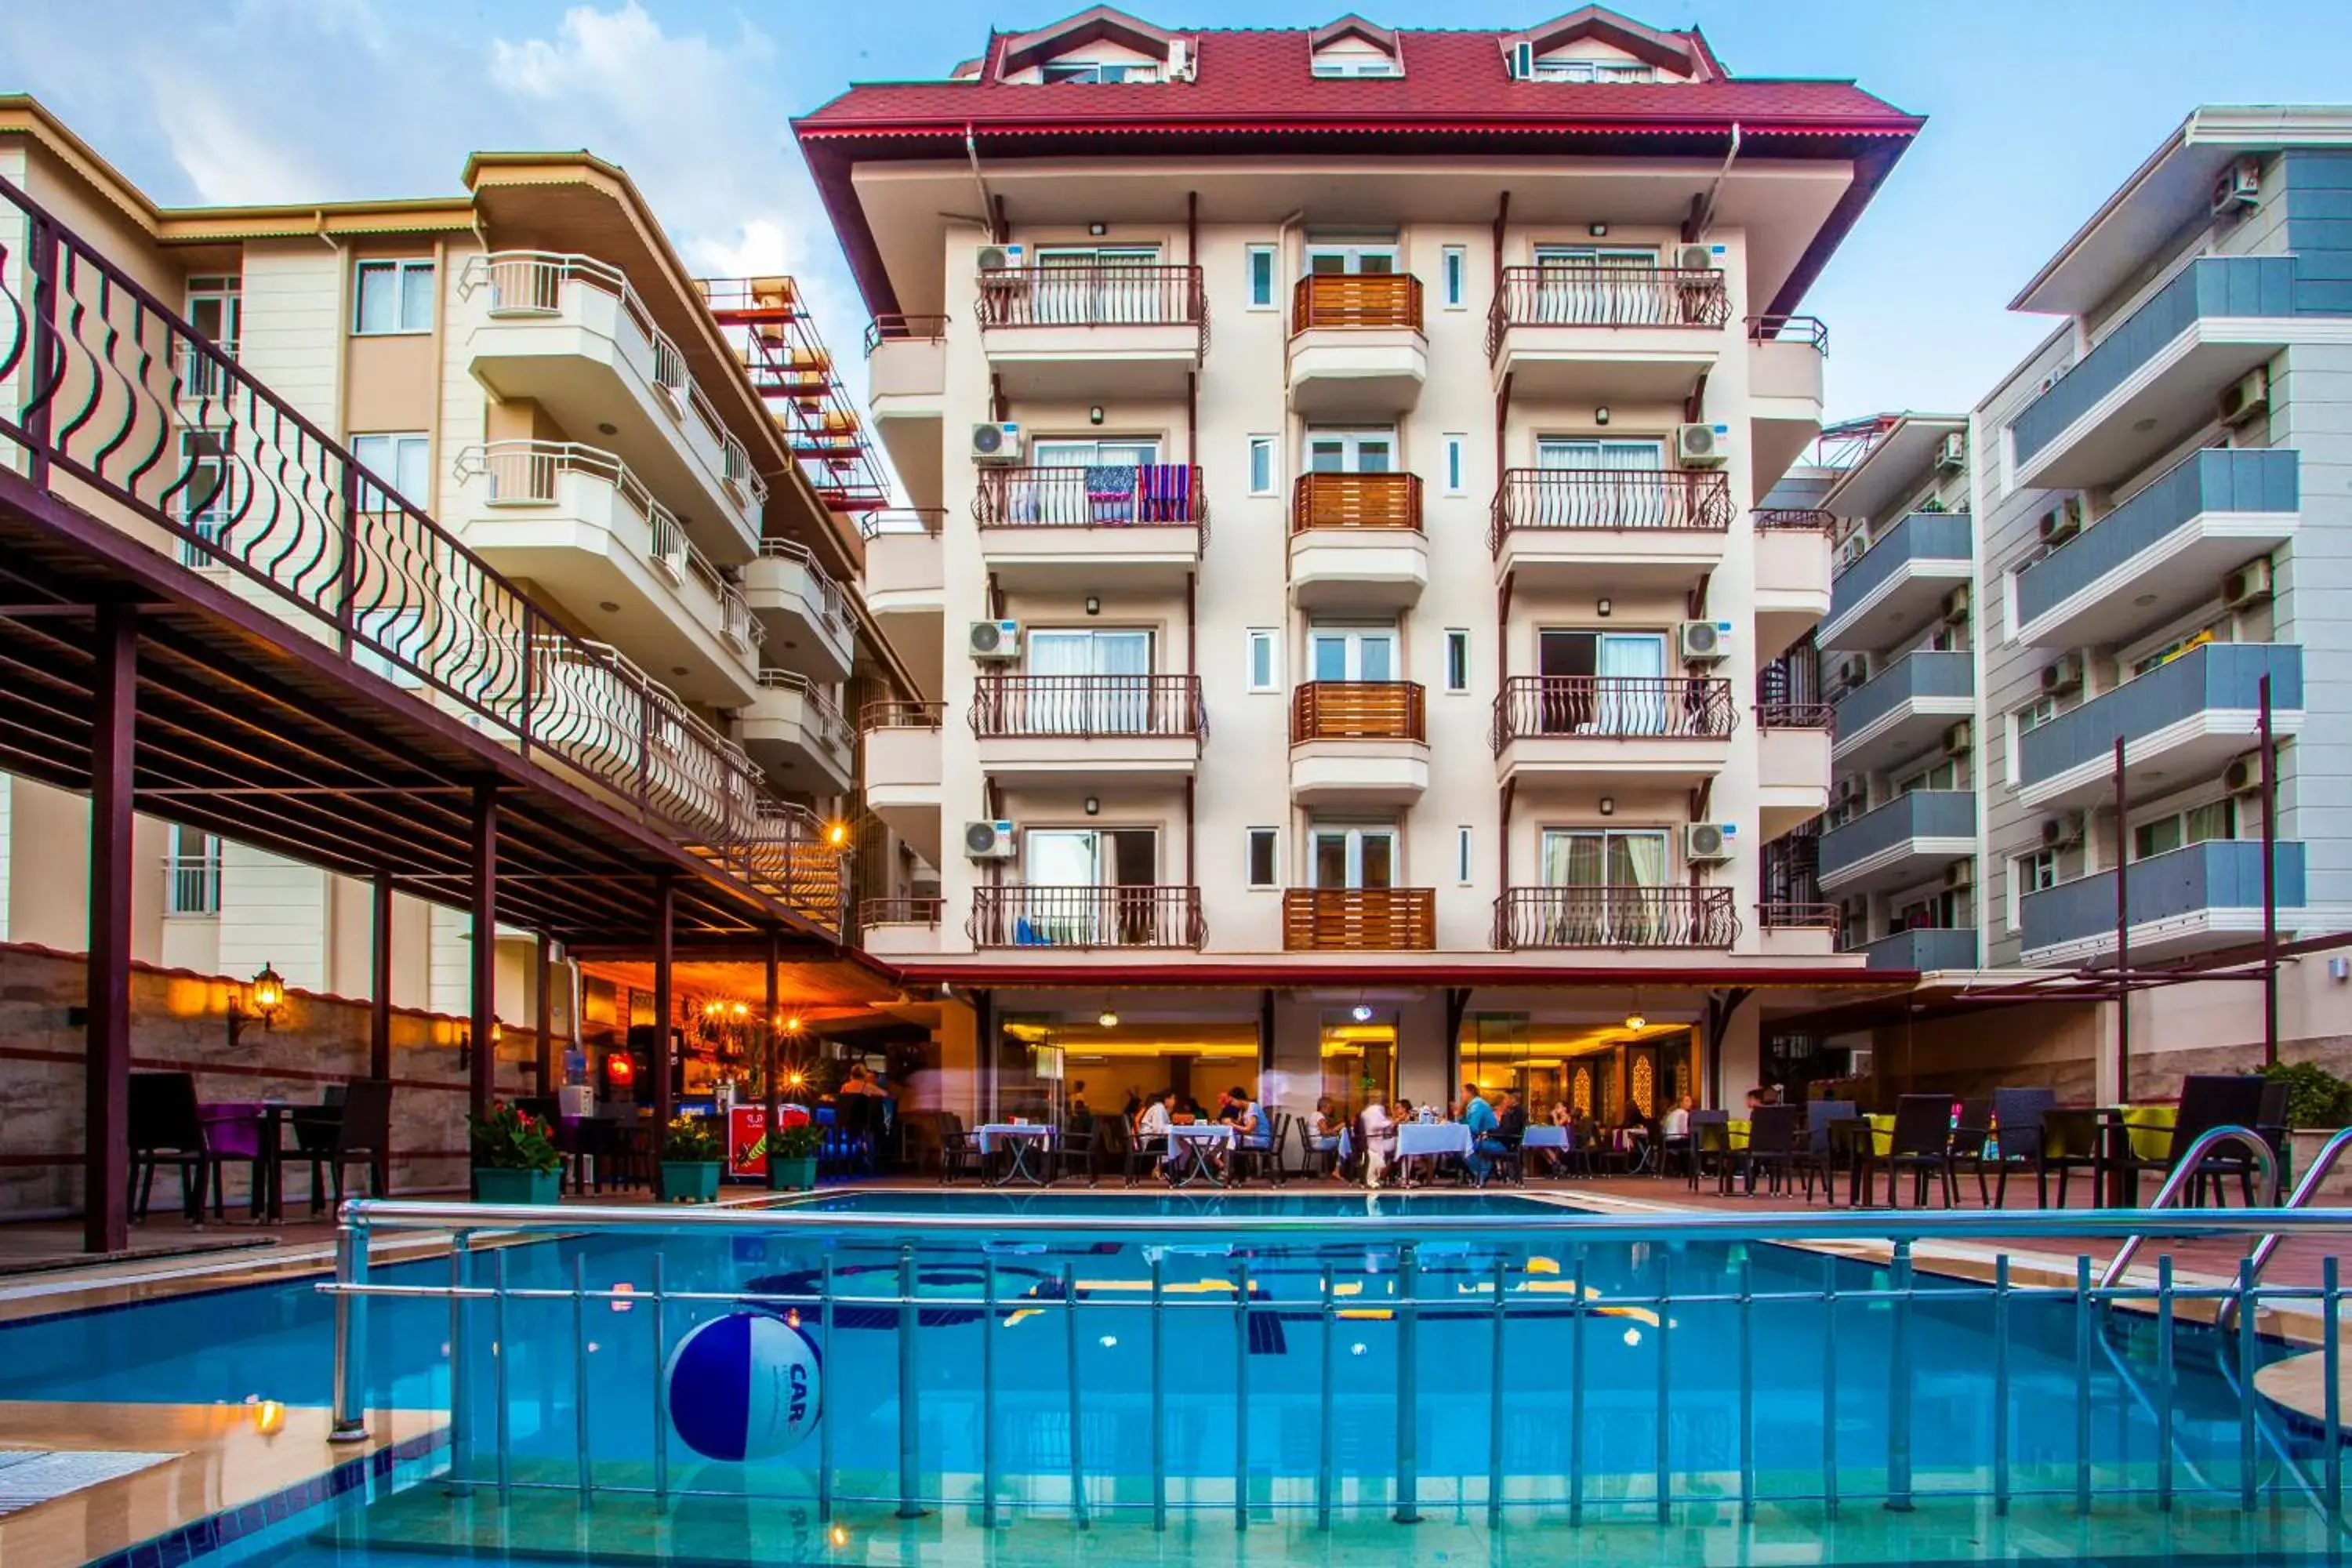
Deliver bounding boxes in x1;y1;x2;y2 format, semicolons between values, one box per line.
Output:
469;1101;561;1174
662;1115;723;1162
2262;1060;2352;1128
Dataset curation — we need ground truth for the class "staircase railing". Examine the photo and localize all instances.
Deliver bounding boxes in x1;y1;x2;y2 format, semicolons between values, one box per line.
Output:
2098;1125;2279;1290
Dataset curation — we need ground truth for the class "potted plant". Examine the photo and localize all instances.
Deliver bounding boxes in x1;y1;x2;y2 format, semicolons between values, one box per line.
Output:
2263;1062;2352;1197
659;1114;724;1203
470;1101;561;1205
768;1114;822;1192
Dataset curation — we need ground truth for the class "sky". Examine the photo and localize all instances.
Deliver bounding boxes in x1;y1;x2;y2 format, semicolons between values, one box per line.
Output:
9;0;2352;445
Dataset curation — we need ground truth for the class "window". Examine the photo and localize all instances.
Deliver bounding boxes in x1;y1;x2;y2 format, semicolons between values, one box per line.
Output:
177;430;237;567
1537;828;1671;943
1443;434;1467;495
2015;695;2057;735
1248;435;1278;496
1536;436;1665;470
182;275;241;398
165;825;220;916
1025;627;1153;730
1020;828;1160;944
1041;60;1157;83
1309;825;1398;889
1246;628;1280;693
1896;757;1963;794
2132;628;2220;678
354;259;435;335
2133;800;2235;862
1304;427;1394;474
2011;848;2058;930
1457;826;1475;884
1305;243;1397;276
1311;53;1402;78
1444;629;1471;693
1442;245;1467;308
1309;623;1398;681
1246;245;1276;309
1247;828;1280;889
350;433;432;510
1531;57;1656;83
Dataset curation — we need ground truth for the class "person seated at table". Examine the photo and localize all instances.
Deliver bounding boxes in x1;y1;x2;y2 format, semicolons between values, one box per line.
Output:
1496;1091;1527;1142
843;1064;887;1097
1358;1098;1396;1189
1180;1095;1206;1123
1120;1087;1143;1128
1393;1098;1414;1128
1216;1086;1270;1176
1307;1097;1341;1171
1461;1080;1503;1183
1550;1100;1573;1129
1136;1087;1176;1175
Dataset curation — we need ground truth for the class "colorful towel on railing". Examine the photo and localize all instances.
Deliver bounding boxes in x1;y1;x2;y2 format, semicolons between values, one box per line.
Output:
1084;465;1138;500
1137;463;1192;523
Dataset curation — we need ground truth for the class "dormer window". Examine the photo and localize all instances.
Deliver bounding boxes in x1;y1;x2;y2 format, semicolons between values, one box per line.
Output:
1504;8;1708;84
1312;55;1401;78
1532;57;1654;82
996;8;1191;85
1043;60;1159;83
1309;15;1403;78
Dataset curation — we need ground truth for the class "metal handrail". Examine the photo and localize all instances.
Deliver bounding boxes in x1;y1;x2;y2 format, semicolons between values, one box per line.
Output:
756;536;849;635
2099;1124;2280;1290
755;668;853;752
2221;1123;2352;1330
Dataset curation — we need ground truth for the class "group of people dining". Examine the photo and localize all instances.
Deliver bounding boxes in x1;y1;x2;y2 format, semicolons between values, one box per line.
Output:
1116;1083;1275;1181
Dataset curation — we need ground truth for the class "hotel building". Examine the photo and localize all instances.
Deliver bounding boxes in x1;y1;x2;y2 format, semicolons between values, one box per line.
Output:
797;5;1923;1121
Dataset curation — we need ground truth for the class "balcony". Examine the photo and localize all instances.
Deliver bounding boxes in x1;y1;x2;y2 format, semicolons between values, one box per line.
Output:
742;538;854;684
974;465;1204;588
1816;790;1976;898
2021;840;2306;967
1490;677;1734;791
2013;448;2299;648
738;670;854;793
451;441;760;707
1820;511;1970;652
1287;274;1426;416
1747;317;1828;502
460;252;764;555
1290;681;1428;805
865;315;948;511
860;510;945;682
860;701;944;866
975;264;1206;397
1756;900;1839;959
857;896;943;959
1283;888;1436;953
1488;469;1732;588
1491;886;1737;951
1484;265;1728;401
1288;473;1427;607
1830;651;1973;778
971;674;1204;782
2016;642;2303;811
2010;256;2314;489
1755;703;1834;840
971;884;1206;950
1850;927;1980;972
1752;508;1835;658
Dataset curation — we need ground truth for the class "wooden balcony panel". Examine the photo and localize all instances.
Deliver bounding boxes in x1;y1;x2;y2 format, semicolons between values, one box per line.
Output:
1282;887;1437;951
1290;681;1426;743
1290;471;1424;533
1291;273;1425;333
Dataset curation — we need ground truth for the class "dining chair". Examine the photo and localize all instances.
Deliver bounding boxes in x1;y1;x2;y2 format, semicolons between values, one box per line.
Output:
128;1073;211;1226
1798;1101;1857;1202
298;1080;391;1214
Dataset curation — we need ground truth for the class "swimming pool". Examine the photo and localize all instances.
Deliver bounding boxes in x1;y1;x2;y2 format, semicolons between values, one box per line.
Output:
8;1190;2346;1566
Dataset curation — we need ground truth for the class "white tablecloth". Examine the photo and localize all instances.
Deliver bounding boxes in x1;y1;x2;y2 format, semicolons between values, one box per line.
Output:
976;1123;1054;1154
1395;1123;1472;1159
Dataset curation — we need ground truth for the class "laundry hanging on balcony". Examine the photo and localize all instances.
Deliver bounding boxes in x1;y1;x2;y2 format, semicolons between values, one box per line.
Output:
1080;463;1191;525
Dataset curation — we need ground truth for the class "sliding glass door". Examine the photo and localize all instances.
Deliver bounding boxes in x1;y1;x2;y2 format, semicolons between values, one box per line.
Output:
1540;829;1669;944
1024;627;1152;732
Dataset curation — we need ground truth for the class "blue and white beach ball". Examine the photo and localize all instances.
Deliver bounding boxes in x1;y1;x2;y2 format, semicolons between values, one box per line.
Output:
664;1312;822;1462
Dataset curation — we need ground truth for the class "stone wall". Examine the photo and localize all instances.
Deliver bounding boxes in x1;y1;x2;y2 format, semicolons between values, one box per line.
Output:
0;940;538;1218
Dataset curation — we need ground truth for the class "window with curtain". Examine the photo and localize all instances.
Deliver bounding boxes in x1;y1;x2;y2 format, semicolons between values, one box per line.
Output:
1025;627;1152;732
1541;829;1668;943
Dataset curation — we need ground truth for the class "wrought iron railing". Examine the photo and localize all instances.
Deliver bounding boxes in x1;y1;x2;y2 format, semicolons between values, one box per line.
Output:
1490;677;1736;750
863;314;951;354
1282;887;1436;951
970;884;1205;949
1290;471;1422;532
1486;264;1729;355
1747;314;1829;350
1757;900;1842;931
1290;681;1425;743
971;675;1205;740
755;669;854;755
1756;702;1835;731
1493;885;1738;949
459;251;766;510
858;895;943;927
1754;506;1835;531
0;174;839;925
1490;469;1733;551
755;536;848;638
974;465;1206;533
859;699;946;732
858;508;946;539
975;264;1206;337
165;851;223;916
1292;273;1423;332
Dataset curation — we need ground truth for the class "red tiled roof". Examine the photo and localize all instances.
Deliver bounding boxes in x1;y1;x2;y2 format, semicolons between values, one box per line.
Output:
795;27;1918;136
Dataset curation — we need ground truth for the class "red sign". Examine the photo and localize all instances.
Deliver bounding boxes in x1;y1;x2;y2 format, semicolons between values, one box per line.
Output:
728;1107;768;1178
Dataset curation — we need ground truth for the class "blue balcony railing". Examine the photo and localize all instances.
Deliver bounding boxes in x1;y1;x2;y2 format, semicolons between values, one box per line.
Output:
1826;510;1970;633
2011;256;2297;463
2015;448;2298;630
1833;650;1973;741
1818;791;1976;884
2022;840;2304;955
1851;927;1979;971
2018;643;2301;790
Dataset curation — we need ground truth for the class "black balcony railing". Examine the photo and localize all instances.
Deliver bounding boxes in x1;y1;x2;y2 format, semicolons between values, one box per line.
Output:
975;264;1206;335
971;675;1206;740
1490;677;1737;751
1493;886;1738;949
1487;264;1729;356
863;314;950;354
975;465;1207;535
970;884;1205;949
1490;469;1733;552
1756;702;1835;731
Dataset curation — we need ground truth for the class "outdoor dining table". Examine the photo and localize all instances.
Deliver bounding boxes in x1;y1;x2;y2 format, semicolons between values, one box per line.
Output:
1394;1121;1472;1185
1519;1123;1568;1173
200;1099;298;1223
1164;1123;1234;1188
975;1123;1054;1187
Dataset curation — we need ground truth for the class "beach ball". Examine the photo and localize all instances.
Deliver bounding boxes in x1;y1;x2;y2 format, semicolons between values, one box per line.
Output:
664;1311;822;1461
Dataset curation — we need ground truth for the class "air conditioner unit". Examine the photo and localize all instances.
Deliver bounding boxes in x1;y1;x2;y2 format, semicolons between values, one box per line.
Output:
1836;654;1871;688
2218;366;2270;427
2223;557;2274;611
1678;619;1733;662
2038;496;2083;547
975;243;1027;274
1934;431;1967;472
967;619;1022;659
1943;584;1973;622
2040;655;2083;695
1944;720;1974;755
1675;241;1716;274
1506;40;1535;79
1836;533;1868;571
2223;751;2264;796
1944;858;1975;891
1676;423;1733;467
964;820;1017;860
2042;813;2085;851
970;422;1025;464
2211;158;2261;218
1682;822;1737;862
1167;38;1194;80
1832;775;1865;806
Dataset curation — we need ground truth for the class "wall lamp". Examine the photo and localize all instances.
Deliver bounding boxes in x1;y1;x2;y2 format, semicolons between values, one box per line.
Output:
226;963;286;1047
